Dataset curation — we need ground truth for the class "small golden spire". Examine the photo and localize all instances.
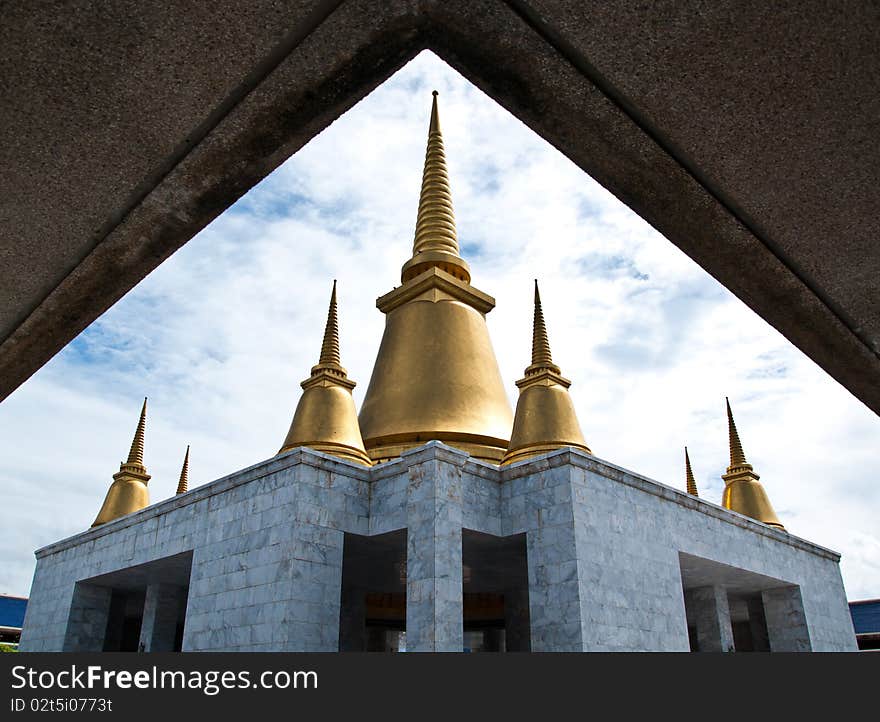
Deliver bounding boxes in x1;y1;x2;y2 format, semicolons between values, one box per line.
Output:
92;398;152;527
318;280;341;368
400;91;471;283
685;446;698;497
503;280;590;465
529;280;559;373
279;281;371;465
126;397;147;467
726;397;747;467
176;445;190;495
721;399;784;530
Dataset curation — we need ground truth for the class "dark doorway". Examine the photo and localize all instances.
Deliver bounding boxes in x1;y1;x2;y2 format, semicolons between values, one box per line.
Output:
63;551;193;652
338;530;407;651
462;530;530;652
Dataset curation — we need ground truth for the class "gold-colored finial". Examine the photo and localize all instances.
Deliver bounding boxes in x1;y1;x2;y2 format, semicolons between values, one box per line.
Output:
529;280;559;373
726;397;748;467
400;92;471;283
91;398;152;527
685;446;698;497
126;397;148;467
176;445;190;495
721;399;784;530
279;281;371;466
502;280;590;465
318;280;341;368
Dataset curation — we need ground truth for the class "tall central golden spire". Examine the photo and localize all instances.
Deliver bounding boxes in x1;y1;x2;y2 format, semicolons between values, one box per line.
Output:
359;92;512;463
502;281;590;465
400;91;470;284
721;398;784;530
279;281;371;466
92;398;151;527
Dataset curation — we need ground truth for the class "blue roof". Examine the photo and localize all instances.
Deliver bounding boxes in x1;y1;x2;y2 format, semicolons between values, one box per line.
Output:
849;600;880;635
0;596;27;629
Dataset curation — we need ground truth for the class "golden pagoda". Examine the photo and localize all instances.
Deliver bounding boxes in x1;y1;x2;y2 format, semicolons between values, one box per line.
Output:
358;91;513;463
176;445;190;495
685;446;698;496
721;398;784;530
92;397;151;526
502;281;590;465
278;281;371;466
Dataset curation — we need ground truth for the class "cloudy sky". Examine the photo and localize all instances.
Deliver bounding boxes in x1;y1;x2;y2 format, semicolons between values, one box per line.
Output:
2;51;878;601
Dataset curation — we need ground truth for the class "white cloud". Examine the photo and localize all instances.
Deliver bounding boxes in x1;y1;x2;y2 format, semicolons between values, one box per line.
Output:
1;50;878;602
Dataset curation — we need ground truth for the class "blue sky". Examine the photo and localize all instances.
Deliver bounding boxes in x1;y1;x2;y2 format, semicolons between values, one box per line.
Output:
1;51;878;600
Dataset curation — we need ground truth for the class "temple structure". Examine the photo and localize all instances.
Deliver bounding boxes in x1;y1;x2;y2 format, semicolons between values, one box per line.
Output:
19;94;857;652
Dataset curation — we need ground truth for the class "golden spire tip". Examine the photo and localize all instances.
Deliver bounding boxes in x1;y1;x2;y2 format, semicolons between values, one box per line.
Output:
685;446;698;497
126;397;148;467
318;280;341;367
400;88;468;283
176;445;190;495
726;397;748;468
531;279;554;368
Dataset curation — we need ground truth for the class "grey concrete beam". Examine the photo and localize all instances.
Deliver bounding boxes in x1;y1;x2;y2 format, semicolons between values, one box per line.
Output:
2;1;878;416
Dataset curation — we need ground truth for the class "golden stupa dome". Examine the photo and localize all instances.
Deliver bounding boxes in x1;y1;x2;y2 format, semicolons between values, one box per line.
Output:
721;398;784;529
92;397;151;526
279;281;371;466
357;92;513;463
502;281;590;465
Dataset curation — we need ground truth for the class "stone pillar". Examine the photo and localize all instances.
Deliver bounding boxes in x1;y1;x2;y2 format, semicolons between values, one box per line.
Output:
62;583;113;652
404;444;464;652
762;586;811;651
282;526;346;652
686;585;735;652
526;522;585;651
138;583;186;652
747;597;771;652
504;587;531;652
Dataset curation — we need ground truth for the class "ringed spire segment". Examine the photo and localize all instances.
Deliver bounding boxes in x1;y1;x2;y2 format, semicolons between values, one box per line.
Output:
401;92;470;283
176;445;190;495
685;446;698;497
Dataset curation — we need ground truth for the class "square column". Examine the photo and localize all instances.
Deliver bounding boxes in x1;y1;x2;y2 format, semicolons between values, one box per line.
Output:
505;463;588;651
686;585;735;652
62;583;113;652
526;523;585;650
762;586;811;651
138;583;186;652
404;444;465;652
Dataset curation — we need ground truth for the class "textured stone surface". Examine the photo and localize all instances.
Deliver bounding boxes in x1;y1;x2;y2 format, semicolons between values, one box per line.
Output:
2;1;879;416
139;583;186;652
763;586;811;652
20;443;857;652
687;586;735;653
403;445;466;651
